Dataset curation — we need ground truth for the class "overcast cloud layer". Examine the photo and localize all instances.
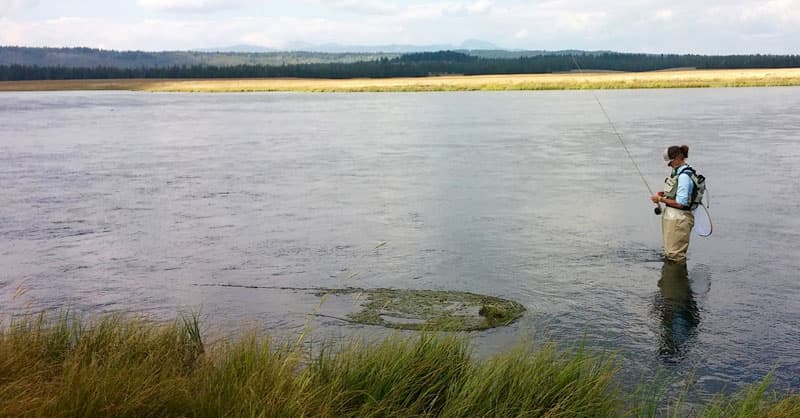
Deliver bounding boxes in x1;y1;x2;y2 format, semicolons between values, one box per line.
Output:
1;0;798;53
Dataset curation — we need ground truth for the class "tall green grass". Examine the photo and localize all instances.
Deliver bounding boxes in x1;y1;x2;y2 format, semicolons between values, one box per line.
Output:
1;313;797;417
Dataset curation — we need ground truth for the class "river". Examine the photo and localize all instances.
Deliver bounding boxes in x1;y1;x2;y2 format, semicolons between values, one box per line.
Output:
1;88;798;396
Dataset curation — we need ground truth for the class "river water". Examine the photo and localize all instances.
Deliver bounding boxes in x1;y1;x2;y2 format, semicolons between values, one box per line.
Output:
1;88;798;397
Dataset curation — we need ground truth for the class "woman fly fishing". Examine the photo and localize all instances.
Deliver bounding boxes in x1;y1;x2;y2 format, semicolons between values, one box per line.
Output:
651;145;698;263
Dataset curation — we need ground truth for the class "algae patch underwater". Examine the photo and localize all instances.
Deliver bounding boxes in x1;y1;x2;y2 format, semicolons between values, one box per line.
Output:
317;288;526;331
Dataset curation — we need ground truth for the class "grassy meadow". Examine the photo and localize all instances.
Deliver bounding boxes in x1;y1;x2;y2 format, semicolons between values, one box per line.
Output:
1;313;798;417
2;68;800;92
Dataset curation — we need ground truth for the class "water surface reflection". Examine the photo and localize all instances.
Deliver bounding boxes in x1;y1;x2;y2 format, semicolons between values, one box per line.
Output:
653;261;701;361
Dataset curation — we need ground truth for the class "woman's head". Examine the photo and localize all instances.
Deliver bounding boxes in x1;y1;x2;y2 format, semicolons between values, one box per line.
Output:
663;145;689;166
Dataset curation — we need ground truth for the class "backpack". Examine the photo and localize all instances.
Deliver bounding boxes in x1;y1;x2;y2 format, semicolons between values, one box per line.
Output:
677;166;707;210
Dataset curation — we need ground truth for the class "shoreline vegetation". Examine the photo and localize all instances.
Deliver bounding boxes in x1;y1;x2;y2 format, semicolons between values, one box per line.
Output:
2;68;800;93
1;313;798;417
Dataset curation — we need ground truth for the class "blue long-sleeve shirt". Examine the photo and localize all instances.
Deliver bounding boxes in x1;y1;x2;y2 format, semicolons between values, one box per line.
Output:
675;164;694;207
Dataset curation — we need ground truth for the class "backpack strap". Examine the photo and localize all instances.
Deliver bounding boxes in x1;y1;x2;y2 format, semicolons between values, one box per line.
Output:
677;166;695;178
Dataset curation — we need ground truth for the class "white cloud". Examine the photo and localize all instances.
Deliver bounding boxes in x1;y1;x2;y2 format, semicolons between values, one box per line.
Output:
136;0;244;14
0;15;405;50
700;0;800;27
487;2;609;35
1;0;798;54
325;0;400;15
653;9;673;22
324;0;494;20
313;0;494;17
465;0;492;15
1;17;109;47
395;3;444;19
0;0;38;16
741;0;800;24
554;11;607;33
236;16;402;48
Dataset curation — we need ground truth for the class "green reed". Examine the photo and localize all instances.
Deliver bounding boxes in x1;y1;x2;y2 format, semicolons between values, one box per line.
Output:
0;312;797;417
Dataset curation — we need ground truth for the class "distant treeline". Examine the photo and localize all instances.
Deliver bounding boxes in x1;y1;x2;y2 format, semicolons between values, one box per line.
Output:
2;50;800;81
0;46;397;68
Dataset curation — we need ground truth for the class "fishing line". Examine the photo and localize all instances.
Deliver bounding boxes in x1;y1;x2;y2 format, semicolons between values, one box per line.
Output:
570;56;662;214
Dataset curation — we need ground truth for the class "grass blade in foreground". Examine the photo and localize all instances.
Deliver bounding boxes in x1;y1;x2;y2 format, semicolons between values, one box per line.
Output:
1;313;798;417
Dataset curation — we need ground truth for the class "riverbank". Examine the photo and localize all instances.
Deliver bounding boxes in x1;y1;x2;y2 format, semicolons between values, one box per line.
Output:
1;313;797;417
2;68;800;92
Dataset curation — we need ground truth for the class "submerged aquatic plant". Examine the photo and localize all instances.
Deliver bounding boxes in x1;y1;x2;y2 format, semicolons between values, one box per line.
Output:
321;287;526;331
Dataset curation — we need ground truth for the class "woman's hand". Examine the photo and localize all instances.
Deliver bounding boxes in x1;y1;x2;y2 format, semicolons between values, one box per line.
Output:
650;191;665;204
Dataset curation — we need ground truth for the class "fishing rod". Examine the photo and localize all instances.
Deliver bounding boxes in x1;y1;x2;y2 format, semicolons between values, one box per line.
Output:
570;56;663;215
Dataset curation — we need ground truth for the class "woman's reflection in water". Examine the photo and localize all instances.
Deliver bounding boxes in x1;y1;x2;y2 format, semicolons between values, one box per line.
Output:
653;261;701;361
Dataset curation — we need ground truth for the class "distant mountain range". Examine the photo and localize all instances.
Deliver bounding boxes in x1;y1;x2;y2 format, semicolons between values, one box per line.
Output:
196;44;277;53
197;39;503;53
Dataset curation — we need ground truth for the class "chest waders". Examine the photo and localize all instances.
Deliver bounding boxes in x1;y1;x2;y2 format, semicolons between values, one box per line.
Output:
661;168;695;262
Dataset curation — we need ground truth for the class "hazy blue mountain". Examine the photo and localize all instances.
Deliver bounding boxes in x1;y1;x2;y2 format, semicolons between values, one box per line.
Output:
196;41;461;54
459;39;501;50
284;42;452;53
195;44;277;53
244;39;504;53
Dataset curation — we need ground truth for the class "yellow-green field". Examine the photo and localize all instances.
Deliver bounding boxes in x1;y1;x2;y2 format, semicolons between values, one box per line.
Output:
2;68;800;92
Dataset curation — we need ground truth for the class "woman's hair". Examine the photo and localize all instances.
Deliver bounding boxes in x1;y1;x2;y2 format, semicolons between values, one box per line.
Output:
667;145;689;160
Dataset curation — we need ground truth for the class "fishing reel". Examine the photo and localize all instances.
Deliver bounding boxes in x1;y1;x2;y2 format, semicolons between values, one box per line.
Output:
654;192;664;215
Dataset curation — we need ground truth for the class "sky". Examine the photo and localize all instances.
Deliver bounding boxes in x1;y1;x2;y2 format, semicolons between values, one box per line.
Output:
1;0;799;54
